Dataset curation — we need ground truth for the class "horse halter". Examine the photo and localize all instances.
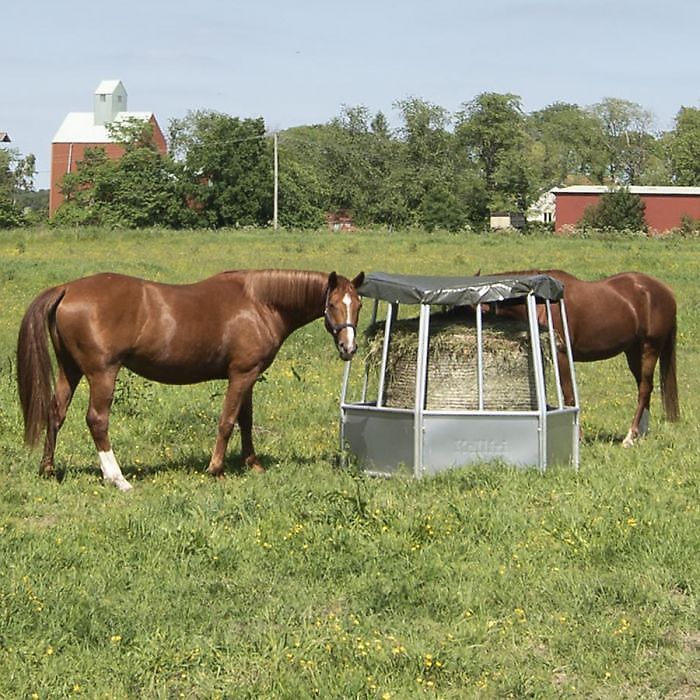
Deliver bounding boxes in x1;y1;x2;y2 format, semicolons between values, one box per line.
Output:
323;285;357;337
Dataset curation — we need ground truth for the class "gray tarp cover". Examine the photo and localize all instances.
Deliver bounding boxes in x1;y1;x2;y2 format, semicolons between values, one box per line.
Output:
358;272;565;306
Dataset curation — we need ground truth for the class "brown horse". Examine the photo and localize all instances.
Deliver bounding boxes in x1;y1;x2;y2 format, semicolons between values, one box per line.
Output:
17;268;364;490
484;269;679;445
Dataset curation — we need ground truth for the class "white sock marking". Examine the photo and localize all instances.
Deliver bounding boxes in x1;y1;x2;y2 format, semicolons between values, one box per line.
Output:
342;293;355;347
98;450;133;491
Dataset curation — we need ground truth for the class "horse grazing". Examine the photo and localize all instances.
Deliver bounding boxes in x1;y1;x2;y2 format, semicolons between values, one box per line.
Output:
484;269;679;446
17;268;364;490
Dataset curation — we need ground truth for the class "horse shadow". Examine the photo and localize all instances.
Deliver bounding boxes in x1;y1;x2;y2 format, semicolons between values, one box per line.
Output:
62;450;286;485
581;429;626;446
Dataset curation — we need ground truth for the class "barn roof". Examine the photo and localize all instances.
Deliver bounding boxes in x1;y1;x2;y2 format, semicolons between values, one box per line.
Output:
358;272;564;306
555;185;700;196
52;111;155;144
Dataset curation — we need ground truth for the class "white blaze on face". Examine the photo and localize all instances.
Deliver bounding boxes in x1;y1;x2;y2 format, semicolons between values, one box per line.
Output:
342;293;355;348
98;450;133;491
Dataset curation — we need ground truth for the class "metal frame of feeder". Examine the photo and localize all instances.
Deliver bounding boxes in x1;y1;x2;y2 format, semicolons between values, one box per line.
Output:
339;273;580;476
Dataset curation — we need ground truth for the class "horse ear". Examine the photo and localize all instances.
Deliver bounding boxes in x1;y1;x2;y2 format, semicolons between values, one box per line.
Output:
327;271;338;289
475;268;481;276
352;271;365;289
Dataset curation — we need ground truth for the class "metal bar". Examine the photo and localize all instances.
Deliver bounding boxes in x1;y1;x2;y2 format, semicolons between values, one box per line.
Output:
413;304;431;477
545;300;564;408
559;299;579;409
338;360;351;463
559;299;580;469
376;301;395;408
360;298;379;403
476;302;484;411
526;294;548;471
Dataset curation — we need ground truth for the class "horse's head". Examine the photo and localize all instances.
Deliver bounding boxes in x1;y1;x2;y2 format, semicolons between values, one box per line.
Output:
324;271;365;360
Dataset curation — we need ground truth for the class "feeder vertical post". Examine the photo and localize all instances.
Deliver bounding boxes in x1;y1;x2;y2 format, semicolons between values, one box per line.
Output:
376;301;396;407
545;300;564;408
559;299;580;469
476;302;484;411
360;298;379;403
413;303;431;477
339;360;351;460
527;293;548;471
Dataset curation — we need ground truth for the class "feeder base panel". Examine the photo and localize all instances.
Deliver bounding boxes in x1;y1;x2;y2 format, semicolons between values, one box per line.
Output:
341;404;578;476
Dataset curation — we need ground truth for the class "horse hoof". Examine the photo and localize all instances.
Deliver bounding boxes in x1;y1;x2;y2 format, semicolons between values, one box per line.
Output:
244;455;265;474
622;433;636;448
107;477;133;491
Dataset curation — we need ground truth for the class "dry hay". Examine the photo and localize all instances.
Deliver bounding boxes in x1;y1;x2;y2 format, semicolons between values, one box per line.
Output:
365;312;551;411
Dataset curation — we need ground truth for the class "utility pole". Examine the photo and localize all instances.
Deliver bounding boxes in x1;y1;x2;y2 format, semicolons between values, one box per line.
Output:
273;132;279;230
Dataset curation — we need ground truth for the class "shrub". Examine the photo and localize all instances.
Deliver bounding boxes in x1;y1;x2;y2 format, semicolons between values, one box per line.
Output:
581;187;647;232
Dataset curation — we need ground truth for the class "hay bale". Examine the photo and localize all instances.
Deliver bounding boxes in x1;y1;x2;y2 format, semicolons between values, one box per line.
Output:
365;312;550;411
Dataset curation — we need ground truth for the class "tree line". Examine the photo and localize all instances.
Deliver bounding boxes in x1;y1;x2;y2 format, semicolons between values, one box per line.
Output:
3;92;700;230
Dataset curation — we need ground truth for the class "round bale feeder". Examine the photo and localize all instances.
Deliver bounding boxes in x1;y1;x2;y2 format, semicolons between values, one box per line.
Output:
339;272;580;476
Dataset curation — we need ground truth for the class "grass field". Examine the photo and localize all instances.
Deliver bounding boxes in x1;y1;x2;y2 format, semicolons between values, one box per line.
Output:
0;227;698;698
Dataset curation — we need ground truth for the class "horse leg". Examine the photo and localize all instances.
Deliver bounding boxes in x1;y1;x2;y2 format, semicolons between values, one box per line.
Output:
207;371;259;477
85;368;132;491
40;357;82;477
238;387;264;473
557;350;576;406
622;344;656;447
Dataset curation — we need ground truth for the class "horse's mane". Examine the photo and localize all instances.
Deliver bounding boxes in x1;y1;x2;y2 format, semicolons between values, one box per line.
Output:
242;269;327;311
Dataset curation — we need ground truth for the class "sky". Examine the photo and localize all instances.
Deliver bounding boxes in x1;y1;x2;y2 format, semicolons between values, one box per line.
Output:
3;0;700;190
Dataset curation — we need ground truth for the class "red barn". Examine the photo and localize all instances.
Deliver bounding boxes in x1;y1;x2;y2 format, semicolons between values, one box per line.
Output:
554;185;700;234
50;80;167;215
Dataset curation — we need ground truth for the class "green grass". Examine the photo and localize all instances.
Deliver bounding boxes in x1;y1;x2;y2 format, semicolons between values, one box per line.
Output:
0;227;698;698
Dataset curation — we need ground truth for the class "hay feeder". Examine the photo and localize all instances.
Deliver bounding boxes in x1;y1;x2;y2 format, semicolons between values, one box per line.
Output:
339;272;579;475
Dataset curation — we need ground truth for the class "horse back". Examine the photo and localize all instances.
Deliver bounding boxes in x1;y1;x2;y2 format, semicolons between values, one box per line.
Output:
52;272;276;383
545;270;676;359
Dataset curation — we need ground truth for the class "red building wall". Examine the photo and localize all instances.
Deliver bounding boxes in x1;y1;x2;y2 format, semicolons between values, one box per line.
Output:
555;190;700;234
554;193;600;233
642;194;700;232
49;115;167;215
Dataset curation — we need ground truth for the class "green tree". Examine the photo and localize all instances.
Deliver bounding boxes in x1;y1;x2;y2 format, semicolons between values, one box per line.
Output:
0;149;20;228
321;105;409;227
0;147;36;228
394;97;477;230
581;187;647;231
169;111;272;227
668;106;700;185
54;119;186;228
273;127;328;229
324;106;378;221
278;106;410;229
456;92;535;212
527;102;607;187
590;98;657;185
275;125;332;228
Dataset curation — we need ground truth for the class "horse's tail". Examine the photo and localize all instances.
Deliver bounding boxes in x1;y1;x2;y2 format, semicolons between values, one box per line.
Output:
16;286;65;447
659;321;680;422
